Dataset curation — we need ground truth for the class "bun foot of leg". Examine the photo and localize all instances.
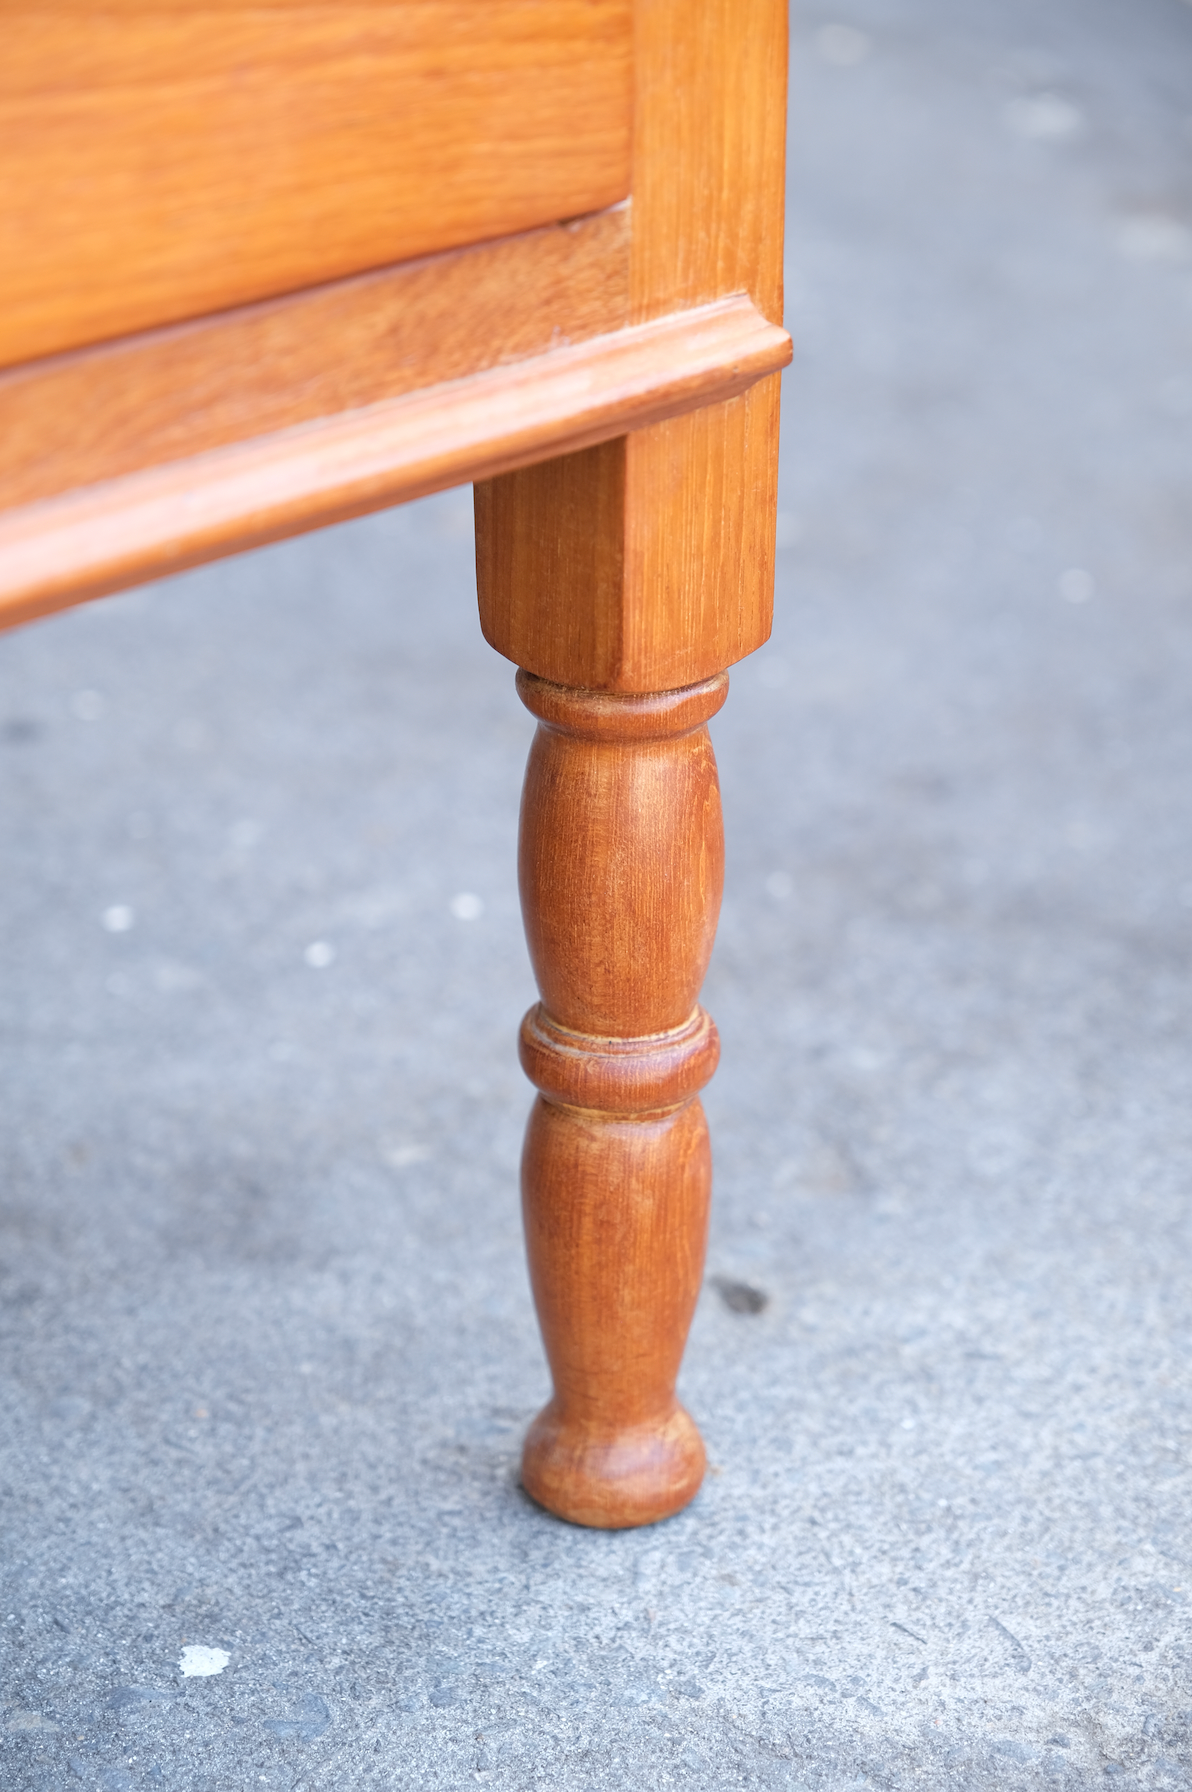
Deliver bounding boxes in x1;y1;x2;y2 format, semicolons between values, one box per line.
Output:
520;1399;706;1530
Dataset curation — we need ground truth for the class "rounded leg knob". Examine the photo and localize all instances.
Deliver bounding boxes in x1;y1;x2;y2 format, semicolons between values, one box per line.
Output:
522;1399;706;1529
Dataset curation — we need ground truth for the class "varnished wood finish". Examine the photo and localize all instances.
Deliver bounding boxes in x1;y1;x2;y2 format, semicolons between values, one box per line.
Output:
0;208;631;515
628;0;785;326
0;0;789;1534
475;387;784;692
475;0;788;694
521;1100;711;1529
0;1;632;367
516;672;726;1528
478;0;787;1526
0;296;788;632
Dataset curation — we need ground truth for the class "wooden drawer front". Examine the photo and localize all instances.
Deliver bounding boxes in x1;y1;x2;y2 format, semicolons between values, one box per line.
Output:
0;0;632;368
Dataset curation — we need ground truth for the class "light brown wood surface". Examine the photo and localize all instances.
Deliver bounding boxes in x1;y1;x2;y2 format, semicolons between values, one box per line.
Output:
476;384;783;692
0;207;631;514
476;0;788;694
0;0;631;367
0;295;789;632
516;673;727;1528
629;0;786;326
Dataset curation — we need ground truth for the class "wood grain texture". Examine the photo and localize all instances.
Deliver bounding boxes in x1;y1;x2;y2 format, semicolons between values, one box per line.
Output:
476;377;784;690
0;0;791;1537
515;672;726;1528
0;0;632;367
475;0;789;693
0;207;631;514
628;0;786;327
480;0;789;1528
0;295;788;633
520;1100;711;1529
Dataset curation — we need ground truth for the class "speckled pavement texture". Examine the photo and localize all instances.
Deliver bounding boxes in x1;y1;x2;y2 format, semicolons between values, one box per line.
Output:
2;1;1191;1787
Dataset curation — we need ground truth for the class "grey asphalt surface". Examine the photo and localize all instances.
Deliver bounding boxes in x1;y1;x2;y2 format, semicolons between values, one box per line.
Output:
3;1;1192;1787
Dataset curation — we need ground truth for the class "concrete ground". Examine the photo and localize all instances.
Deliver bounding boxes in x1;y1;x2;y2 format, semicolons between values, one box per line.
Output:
3;0;1191;1786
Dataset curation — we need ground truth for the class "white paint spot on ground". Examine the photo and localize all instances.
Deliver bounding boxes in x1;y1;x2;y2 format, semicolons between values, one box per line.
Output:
1003;93;1083;141
816;23;871;65
102;905;134;933
1059;567;1094;604
450;892;484;921
71;689;105;721
303;940;335;967
179;1645;229;1678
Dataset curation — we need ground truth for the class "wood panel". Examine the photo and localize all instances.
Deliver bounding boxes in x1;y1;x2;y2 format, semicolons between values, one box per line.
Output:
0;0;632;367
0;207;630;513
0;296;790;632
474;0;789;693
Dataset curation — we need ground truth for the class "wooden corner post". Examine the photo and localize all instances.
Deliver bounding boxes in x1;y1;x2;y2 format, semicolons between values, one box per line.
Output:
474;0;788;1528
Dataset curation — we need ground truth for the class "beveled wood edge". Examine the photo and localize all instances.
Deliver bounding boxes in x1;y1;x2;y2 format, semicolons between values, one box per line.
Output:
0;205;632;513
0;295;791;632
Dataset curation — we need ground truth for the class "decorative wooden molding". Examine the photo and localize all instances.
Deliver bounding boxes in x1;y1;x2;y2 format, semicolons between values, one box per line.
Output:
0;207;632;514
0;295;790;633
515;670;727;1528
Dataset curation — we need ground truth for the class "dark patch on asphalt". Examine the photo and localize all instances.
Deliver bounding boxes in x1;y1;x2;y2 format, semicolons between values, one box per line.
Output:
711;1277;769;1314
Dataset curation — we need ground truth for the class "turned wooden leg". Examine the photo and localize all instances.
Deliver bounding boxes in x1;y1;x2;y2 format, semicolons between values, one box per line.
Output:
514;667;727;1528
472;0;786;1526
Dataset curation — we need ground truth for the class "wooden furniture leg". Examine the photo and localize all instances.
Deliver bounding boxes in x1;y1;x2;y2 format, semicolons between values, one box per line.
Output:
1;0;788;1534
470;0;788;1530
515;669;727;1528
476;345;782;1526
